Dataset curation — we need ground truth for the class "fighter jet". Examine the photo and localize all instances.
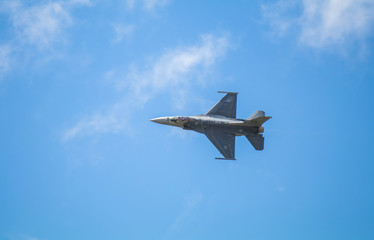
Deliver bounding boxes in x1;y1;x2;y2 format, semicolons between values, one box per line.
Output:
150;91;271;160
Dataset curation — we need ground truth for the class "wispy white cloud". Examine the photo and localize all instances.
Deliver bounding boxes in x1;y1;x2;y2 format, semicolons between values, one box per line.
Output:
142;0;170;10
126;35;228;101
0;0;91;78
125;0;170;10
256;169;285;192
169;192;204;231
113;23;135;43
113;0;169;44
0;45;11;74
6;233;40;240
300;0;374;48
261;0;299;37
2;0;91;49
262;0;374;49
62;105;128;142
62;34;229;141
67;0;92;6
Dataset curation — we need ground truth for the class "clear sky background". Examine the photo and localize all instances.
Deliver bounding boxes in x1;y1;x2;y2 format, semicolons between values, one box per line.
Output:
1;0;374;239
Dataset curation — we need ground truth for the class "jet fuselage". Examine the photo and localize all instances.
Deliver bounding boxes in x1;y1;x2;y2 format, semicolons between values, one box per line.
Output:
150;115;261;136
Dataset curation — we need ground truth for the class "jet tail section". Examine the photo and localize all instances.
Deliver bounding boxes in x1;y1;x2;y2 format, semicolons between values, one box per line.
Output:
247;110;265;120
246;111;271;126
246;134;264;150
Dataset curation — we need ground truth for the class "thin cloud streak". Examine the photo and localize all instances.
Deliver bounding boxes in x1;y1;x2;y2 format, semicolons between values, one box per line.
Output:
125;0;170;10
126;35;228;99
167;192;204;236
300;0;374;48
256;170;285;192
2;0;91;49
6;233;40;240
0;45;11;75
0;0;91;77
113;23;135;43
262;0;374;49
261;0;299;37
62;34;229;141
62;106;127;142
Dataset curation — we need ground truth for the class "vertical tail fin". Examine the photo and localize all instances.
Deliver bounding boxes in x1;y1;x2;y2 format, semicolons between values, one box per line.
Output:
246;135;264;150
247;110;265;120
246;111;272;126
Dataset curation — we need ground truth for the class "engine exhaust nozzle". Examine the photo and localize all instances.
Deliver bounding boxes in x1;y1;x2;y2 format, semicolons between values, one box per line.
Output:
258;126;264;133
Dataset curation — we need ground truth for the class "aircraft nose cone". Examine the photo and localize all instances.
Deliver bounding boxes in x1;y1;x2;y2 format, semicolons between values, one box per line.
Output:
150;117;167;124
150;117;158;123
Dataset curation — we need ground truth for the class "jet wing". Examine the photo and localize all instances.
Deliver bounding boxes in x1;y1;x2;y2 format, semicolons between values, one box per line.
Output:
206;92;238;118
205;130;236;160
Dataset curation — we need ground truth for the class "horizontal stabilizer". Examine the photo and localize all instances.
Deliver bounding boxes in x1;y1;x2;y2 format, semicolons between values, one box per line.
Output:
246;134;264;150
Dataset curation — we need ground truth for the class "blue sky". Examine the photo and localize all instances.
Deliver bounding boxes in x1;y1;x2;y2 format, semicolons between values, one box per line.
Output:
1;0;374;239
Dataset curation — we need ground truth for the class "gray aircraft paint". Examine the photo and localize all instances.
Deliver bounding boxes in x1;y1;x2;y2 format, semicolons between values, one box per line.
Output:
150;91;271;160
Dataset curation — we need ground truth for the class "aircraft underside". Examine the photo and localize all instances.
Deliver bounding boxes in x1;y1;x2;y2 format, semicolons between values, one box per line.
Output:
150;91;271;160
183;121;259;136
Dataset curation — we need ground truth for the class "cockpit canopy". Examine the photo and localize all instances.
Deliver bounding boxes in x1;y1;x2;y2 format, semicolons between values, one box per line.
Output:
169;116;190;123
